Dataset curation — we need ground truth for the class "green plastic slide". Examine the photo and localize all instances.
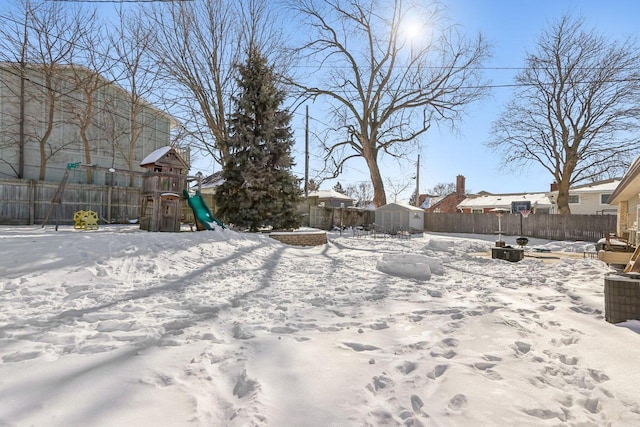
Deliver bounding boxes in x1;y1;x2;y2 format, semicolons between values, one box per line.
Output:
183;189;225;230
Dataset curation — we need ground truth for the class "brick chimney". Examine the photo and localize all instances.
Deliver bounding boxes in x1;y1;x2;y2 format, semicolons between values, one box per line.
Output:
550;182;558;192
456;175;465;195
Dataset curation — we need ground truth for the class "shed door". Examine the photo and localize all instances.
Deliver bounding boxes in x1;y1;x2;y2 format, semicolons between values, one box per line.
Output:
382;212;391;230
393;212;402;231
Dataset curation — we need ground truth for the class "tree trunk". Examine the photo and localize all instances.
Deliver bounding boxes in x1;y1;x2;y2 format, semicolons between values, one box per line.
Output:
556;178;572;214
81;126;93;184
128;101;140;187
39;87;56;181
365;153;386;207
81;97;93;184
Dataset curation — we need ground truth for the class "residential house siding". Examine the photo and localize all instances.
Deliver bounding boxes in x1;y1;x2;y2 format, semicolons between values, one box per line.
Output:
556;179;619;215
0;64;178;187
608;160;640;243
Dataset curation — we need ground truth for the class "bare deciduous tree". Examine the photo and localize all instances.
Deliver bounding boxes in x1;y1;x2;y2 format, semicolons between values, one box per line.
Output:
489;14;640;214
345;182;373;205
427;182;457;196
107;7;160;186
0;0;91;180
0;1;30;178
68;11;112;184
141;0;240;168
141;0;287;171
288;0;490;207
385;177;413;204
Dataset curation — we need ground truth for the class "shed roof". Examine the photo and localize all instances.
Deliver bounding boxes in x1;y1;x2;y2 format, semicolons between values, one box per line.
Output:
376;202;425;212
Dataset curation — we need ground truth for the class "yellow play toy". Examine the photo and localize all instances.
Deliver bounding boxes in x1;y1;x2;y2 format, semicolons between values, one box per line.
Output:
73;210;99;230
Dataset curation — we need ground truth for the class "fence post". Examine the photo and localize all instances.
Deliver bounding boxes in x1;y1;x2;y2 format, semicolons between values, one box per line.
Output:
28;179;35;225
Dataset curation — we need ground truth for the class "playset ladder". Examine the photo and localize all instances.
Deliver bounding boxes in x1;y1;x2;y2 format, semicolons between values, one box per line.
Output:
41;169;70;229
624;245;640;273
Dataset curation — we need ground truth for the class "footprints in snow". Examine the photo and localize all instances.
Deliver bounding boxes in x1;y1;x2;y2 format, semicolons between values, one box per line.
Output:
365;337;472;424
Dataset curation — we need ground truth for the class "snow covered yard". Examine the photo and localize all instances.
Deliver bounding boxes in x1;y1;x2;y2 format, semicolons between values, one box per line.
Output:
1;225;639;427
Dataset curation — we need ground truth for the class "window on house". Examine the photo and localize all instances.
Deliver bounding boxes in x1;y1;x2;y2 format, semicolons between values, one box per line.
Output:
472;209;483;213
568;194;580;204
600;193;612;204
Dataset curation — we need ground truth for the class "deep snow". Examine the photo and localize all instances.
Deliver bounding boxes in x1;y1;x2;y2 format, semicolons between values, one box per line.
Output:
1;225;639;427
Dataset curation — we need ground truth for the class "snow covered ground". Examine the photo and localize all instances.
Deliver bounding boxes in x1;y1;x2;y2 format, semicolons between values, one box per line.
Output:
1;225;639;427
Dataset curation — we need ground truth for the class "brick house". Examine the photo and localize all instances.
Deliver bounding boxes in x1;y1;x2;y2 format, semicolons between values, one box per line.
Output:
424;175;467;213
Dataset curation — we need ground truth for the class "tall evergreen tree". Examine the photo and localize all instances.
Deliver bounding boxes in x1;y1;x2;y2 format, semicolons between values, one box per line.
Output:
215;48;301;231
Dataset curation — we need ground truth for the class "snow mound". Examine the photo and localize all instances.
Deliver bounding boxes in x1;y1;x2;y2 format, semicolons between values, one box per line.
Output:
376;253;442;281
426;239;456;252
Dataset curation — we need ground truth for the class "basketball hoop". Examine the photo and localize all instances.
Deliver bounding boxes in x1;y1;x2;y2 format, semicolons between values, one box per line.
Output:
520;210;531;218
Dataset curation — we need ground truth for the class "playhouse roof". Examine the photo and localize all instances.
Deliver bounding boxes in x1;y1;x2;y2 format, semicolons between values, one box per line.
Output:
140;146;172;166
140;146;188;169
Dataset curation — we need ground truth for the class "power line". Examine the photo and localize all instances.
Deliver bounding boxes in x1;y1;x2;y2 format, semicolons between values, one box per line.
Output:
45;1;193;3
3;6;633;101
2;5;638;179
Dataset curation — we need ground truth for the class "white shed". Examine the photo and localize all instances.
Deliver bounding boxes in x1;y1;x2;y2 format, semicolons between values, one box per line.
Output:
375;203;424;234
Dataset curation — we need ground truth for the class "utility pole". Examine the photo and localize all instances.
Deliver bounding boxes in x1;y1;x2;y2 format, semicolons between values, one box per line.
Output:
304;105;309;198
415;154;420;207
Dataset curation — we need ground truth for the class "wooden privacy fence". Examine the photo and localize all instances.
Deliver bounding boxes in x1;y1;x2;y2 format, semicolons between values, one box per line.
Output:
0;178;617;241
1;178;140;225
305;205;375;230
424;212;617;242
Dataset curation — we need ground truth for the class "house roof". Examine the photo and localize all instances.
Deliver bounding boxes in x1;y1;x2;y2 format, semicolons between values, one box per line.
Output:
458;193;552;210
420;195;443;209
200;171;224;189
563;178;620;194
307;190;354;200
608;157;640;204
425;193;466;213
